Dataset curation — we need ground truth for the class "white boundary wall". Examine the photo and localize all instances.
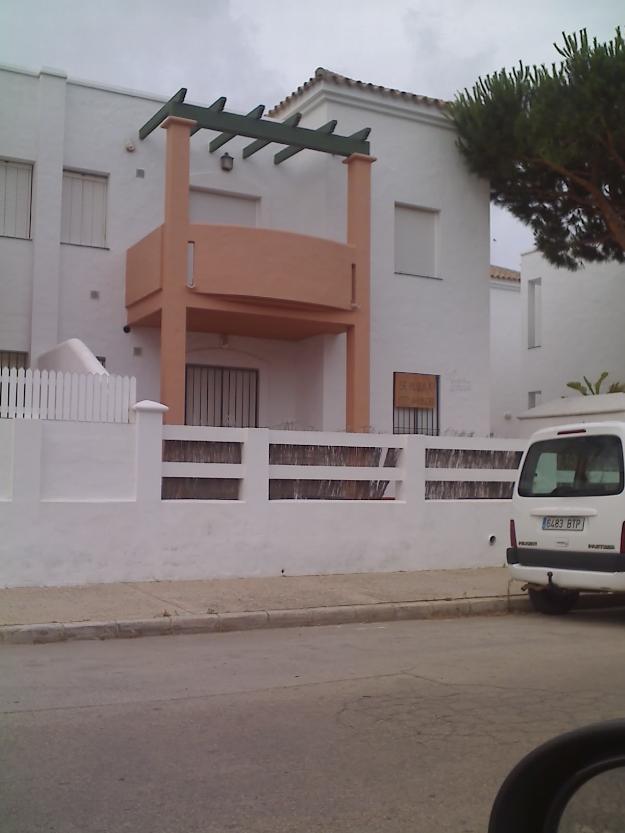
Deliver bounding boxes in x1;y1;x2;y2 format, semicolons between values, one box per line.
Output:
0;403;526;588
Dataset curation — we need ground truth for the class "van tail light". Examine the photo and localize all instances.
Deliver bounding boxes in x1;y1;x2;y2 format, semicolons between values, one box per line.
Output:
620;522;625;554
510;519;517;550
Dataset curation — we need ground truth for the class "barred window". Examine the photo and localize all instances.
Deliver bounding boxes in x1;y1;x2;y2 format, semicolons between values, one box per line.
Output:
0;350;28;369
393;372;440;435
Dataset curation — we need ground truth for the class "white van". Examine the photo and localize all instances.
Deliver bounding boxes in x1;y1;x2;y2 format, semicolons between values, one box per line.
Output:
508;421;625;614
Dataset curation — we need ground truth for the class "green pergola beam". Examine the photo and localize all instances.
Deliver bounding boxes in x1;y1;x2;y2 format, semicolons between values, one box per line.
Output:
190;96;227;136
209;104;265;153
242;112;302;159
138;88;187;140
347;127;372;143
140;95;371;157
274;120;337;165
165;101;370;157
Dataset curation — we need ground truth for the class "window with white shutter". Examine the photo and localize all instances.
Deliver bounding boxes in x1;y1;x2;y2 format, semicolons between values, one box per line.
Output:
61;170;108;248
528;278;542;348
394;203;439;278
189;188;258;226
0;160;32;240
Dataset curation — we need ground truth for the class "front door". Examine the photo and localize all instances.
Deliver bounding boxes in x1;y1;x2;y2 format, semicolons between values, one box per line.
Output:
185;365;259;427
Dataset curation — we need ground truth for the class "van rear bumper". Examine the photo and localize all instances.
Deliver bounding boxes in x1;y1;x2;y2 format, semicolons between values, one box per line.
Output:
507;548;625;592
507;547;625;572
507;563;625;592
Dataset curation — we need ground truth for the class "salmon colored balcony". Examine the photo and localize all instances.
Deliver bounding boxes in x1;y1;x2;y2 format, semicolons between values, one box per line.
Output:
126;225;357;315
125;111;374;429
189;225;356;310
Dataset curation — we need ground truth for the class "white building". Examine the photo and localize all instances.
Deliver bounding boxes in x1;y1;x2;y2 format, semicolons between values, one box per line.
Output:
488;249;625;436
0;64;491;435
489;265;523;437
521;251;625;407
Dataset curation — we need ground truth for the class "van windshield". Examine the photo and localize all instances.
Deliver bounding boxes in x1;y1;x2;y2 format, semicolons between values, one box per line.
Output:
518;435;624;498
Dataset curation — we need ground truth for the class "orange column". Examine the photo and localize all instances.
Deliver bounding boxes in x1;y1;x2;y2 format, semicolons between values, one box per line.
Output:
160;116;194;425
343;153;375;432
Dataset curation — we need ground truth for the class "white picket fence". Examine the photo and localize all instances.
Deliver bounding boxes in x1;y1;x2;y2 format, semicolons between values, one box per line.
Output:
0;367;137;423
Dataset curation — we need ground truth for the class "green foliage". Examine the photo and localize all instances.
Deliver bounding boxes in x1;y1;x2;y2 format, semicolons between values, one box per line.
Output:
449;28;625;269
566;372;625;395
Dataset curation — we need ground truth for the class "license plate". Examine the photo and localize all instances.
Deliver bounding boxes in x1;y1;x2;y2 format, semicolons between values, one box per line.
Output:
542;516;585;531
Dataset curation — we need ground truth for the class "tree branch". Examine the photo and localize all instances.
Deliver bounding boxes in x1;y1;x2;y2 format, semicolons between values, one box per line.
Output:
535;157;625;251
605;130;625;177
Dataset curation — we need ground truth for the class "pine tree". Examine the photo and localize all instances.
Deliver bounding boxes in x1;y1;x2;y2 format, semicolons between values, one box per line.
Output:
449;28;625;269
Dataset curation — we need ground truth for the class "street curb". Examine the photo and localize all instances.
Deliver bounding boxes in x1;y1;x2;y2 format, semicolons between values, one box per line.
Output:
0;595;530;645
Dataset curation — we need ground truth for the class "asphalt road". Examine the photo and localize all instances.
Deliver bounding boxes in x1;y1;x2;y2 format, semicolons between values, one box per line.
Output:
3;609;625;833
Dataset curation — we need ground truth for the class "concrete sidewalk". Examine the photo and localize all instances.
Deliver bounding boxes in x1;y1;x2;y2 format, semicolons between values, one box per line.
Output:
0;567;528;645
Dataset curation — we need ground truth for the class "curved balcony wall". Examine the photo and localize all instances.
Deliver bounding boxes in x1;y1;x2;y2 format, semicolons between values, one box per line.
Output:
126;224;357;313
125;225;163;307
189;225;355;310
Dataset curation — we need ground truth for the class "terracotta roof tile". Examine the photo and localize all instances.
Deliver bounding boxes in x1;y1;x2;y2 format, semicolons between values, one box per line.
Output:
490;265;520;283
269;67;447;116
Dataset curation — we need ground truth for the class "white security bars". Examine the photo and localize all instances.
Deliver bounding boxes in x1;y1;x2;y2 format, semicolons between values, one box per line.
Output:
0;367;136;423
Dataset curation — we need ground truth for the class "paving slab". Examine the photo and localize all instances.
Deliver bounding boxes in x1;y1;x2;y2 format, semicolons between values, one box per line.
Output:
0;582;169;626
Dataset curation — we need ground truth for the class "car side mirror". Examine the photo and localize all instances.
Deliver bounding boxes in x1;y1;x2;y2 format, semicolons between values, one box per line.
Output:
489;720;625;833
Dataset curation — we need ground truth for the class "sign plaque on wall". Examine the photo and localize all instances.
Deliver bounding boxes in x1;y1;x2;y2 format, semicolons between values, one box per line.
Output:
394;372;437;410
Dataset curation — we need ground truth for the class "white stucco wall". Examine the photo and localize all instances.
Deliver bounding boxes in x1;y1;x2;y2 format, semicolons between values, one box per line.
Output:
0;64;491;435
490;279;523;437
0;498;516;588
0;420;13;499
39;421;135;500
521;251;625;405
0;416;524;587
0;240;32;352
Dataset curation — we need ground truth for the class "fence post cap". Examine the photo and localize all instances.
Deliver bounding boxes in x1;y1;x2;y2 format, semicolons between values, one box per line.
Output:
132;400;169;414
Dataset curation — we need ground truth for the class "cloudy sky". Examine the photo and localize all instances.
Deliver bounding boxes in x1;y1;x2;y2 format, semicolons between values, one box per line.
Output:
1;0;622;268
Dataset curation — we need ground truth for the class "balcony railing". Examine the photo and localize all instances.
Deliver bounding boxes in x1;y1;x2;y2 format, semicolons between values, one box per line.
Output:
126;224;357;313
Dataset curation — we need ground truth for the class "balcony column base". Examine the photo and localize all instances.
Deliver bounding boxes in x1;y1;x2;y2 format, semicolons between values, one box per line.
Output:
160;304;186;425
346;324;370;433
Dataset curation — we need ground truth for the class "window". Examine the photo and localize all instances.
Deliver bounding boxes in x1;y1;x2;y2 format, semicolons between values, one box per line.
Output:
0;350;28;369
394;204;438;278
528;278;542;347
393;372;440;435
518;435;624;498
61;170;108;248
0;160;32;239
528;390;542;409
189;189;258;226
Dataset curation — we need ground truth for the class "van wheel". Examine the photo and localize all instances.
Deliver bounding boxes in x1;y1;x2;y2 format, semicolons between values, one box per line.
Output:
528;587;579;615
